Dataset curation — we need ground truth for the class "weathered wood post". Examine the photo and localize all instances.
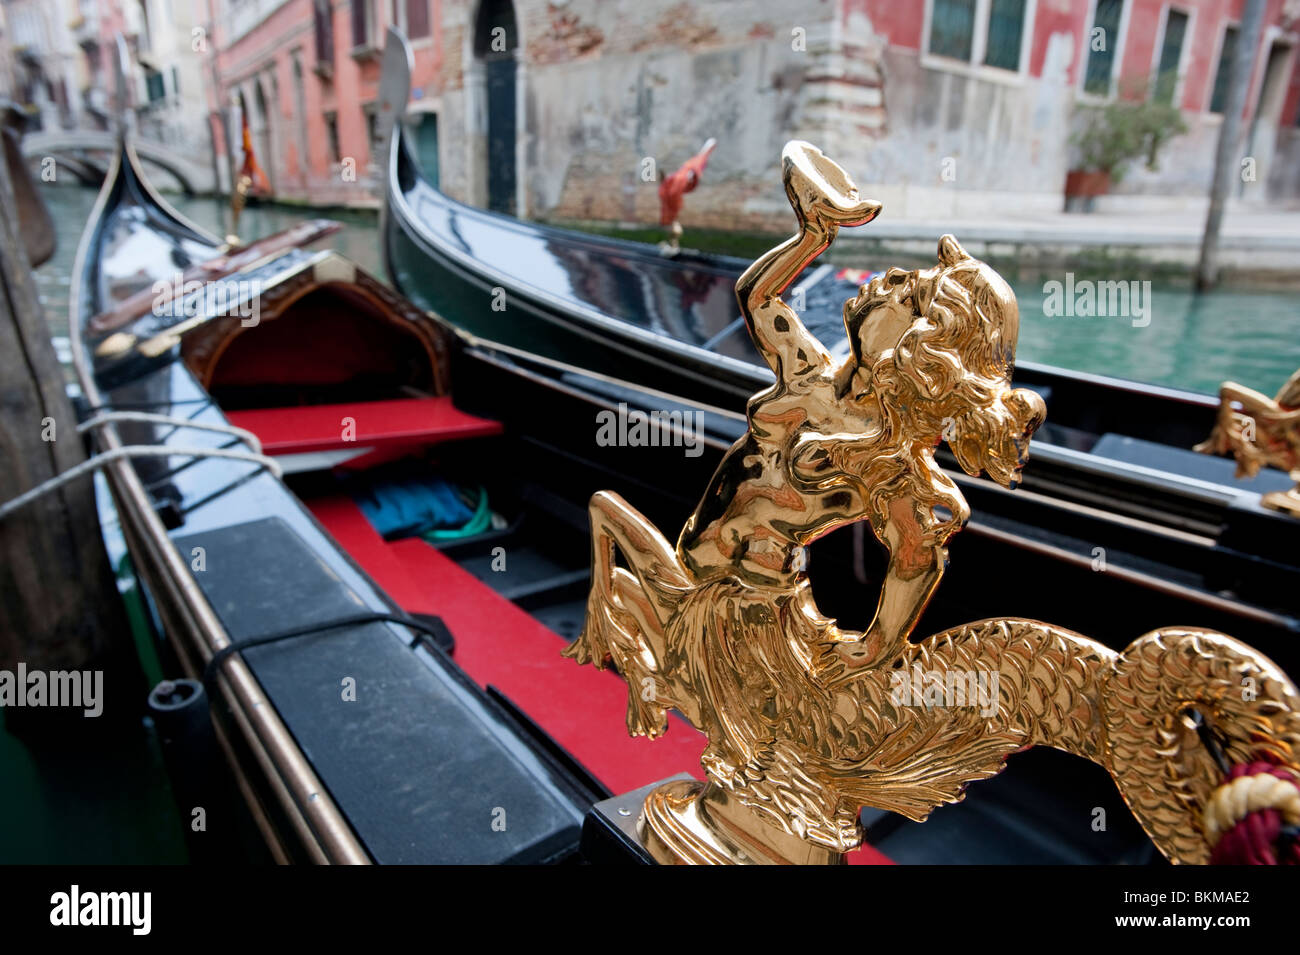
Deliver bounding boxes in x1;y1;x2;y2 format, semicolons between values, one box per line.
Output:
1196;0;1269;291
0;119;137;729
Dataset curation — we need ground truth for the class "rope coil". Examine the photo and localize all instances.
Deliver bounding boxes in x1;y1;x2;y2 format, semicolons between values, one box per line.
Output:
1204;762;1300;865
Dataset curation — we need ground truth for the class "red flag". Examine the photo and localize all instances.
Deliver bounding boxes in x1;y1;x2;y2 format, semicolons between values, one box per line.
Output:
238;104;270;195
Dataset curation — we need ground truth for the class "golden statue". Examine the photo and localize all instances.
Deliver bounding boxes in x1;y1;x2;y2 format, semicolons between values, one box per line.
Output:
1195;368;1300;517
563;142;1300;865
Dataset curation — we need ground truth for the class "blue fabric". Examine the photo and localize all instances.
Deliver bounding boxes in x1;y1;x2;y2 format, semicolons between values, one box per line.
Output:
354;475;476;539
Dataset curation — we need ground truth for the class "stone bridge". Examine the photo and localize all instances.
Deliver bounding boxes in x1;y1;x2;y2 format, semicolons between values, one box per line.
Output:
21;130;216;195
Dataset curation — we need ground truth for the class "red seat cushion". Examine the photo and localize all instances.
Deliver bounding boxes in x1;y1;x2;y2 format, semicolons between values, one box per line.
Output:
227;396;502;456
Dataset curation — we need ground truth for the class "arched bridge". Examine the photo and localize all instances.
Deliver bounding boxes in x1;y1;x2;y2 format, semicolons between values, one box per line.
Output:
22;130;215;195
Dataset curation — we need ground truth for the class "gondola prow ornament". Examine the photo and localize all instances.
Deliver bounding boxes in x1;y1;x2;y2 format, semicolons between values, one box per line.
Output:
564;141;1300;865
1196;367;1300;518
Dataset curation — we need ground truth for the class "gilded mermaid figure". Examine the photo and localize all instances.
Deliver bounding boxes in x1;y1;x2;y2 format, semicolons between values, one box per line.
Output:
563;142;1299;864
565;141;1045;837
569;140;1044;677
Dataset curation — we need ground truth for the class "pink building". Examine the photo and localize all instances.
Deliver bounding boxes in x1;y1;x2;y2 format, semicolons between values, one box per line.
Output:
203;0;444;205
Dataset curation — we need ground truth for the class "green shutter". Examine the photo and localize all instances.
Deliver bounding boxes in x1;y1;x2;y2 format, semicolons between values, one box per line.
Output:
1153;10;1188;105
1083;0;1123;95
983;0;1027;71
1209;27;1238;114
416;113;439;188
930;0;976;61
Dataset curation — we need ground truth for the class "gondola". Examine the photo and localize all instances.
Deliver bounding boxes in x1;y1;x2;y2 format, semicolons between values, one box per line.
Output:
64;62;1300;865
379;32;1298;565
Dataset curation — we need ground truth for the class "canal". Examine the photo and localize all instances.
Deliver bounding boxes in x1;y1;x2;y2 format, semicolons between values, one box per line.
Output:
33;182;1300;397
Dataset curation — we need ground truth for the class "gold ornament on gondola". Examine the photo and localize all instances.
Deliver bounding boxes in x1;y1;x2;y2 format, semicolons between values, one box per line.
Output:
1196;368;1300;517
563;141;1300;865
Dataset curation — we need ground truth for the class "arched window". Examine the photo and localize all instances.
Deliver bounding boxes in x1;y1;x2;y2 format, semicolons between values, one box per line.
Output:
473;0;517;60
472;0;518;214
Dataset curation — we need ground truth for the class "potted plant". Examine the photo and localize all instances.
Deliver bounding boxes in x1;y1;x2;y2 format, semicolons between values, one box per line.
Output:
1066;91;1187;211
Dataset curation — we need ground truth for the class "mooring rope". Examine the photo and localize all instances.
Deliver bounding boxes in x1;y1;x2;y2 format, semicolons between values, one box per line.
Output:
77;410;263;454
0;445;281;522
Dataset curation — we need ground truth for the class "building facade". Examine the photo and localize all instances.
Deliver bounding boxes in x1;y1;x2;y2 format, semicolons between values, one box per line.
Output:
0;0;210;145
426;0;1300;226
202;0;444;205
2;0;1296;219
87;0;213;147
1;0;90;129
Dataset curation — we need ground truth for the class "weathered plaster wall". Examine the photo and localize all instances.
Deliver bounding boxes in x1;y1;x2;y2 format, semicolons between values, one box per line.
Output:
436;0;834;230
438;0;1089;228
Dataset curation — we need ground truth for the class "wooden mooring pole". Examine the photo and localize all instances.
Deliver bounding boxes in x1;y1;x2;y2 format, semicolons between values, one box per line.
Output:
0;118;136;729
1196;0;1269;291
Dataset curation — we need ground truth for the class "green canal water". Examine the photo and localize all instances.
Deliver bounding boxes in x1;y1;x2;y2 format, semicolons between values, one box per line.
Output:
33;183;1300;397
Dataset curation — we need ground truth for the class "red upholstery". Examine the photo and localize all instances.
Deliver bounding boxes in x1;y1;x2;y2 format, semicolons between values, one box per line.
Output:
306;492;891;864
226;396;502;456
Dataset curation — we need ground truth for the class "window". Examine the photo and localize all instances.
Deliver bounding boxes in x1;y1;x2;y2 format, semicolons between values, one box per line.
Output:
313;0;334;69
983;0;1027;70
391;0;431;40
363;103;378;154
144;67;165;102
1152;9;1189;105
473;0;518;59
351;0;374;49
926;0;1031;73
413;112;439;185
1209;26;1237;114
325;112;340;163
137;0;152;53
929;0;975;61
1082;0;1124;96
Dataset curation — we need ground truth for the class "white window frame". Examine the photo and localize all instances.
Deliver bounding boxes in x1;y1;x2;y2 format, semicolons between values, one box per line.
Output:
1076;0;1131;102
1147;3;1196;107
920;0;1038;85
